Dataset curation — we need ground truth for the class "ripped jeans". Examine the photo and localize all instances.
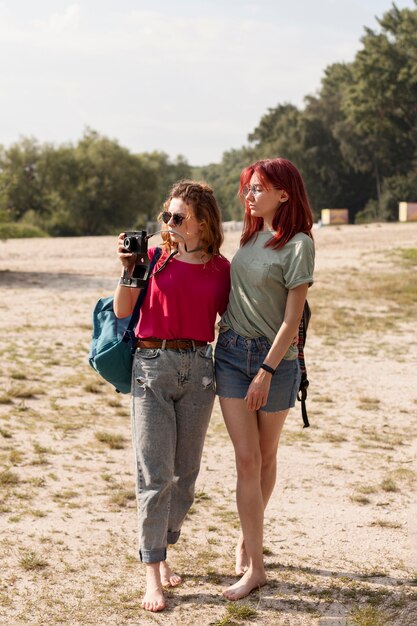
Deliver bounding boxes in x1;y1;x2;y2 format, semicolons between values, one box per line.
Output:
131;345;215;563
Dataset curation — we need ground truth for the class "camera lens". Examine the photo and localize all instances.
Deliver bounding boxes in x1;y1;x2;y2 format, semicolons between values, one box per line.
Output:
123;236;133;250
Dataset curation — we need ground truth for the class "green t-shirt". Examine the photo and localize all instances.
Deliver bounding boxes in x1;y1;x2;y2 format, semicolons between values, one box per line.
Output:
219;231;315;358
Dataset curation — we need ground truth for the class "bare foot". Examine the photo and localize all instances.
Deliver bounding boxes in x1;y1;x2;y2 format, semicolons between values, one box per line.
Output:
235;534;248;575
141;563;166;612
160;560;182;587
223;568;266;601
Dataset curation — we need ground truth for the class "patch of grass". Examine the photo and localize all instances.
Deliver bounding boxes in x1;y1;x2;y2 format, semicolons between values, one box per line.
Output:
52;489;78;502
207;537;220;545
30;477;46;487
0;394;13;405
358;396;380;411
109;488;136;508
10;372;27;380
84;382;103;394
322;432;347;443
358;426;404;447
398;247;417;266
0;427;12;438
19;550;49;571
33;443;52;455
358;396;380;405
316;395;334;403
313;268;417;337
9;449;24;464
350;494;371;505
95;431;126;449
388;467;416;486
356;484;378;495
369;519;401;529
9;386;43;399
195;490;211;502
206;568;222;584
215;508;240;529
0;470;20;485
380;478;399;492
108;398;122;408
213;602;258;626
350;605;389;625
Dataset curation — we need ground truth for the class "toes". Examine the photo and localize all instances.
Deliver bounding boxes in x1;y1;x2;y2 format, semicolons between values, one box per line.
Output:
141;599;165;612
223;589;238;601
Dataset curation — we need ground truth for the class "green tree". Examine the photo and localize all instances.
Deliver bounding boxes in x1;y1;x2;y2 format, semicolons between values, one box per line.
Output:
135;151;192;220
300;64;373;220
336;3;417;212
194;145;256;221
0;138;45;222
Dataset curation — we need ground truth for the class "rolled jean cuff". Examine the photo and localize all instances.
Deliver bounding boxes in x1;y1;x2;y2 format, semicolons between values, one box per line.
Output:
139;547;167;563
167;530;181;545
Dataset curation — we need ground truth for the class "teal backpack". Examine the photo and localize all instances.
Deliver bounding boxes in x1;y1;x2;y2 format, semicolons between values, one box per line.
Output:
88;248;162;393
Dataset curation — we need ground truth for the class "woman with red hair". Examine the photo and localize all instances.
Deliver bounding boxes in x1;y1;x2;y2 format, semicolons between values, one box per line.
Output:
215;157;315;600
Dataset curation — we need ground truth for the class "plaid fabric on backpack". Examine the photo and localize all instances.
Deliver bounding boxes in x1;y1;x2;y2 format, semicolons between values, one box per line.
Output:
297;300;311;428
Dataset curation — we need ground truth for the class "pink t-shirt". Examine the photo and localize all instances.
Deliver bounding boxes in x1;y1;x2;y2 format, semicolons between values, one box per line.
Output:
136;247;231;342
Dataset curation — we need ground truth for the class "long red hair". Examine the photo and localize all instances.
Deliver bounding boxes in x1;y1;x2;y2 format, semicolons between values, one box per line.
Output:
239;158;314;249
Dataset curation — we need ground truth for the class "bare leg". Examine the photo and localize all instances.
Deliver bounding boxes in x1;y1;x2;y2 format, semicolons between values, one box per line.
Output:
160;560;182;587
258;407;288;507
141;562;166;612
235;532;248;575
236;411;286;576
220;398;288;600
220;398;266;600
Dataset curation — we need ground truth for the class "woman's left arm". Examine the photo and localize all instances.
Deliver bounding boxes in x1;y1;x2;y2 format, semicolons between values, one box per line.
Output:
245;283;309;411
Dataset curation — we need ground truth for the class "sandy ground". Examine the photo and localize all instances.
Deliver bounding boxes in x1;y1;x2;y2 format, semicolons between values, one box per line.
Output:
0;222;416;626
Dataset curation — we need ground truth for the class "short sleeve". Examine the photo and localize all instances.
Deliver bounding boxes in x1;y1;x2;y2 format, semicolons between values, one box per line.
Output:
282;235;315;290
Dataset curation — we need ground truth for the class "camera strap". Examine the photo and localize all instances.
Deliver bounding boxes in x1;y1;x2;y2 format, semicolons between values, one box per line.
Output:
122;247;163;349
150;249;178;277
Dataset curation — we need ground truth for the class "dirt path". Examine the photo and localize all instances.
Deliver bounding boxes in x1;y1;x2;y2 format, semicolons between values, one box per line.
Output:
0;223;416;625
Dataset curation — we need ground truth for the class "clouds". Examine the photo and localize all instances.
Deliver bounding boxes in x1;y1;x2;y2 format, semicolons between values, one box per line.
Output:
0;1;415;164
33;4;81;35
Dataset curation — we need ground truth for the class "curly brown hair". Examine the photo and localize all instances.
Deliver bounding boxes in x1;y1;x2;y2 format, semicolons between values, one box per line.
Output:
158;180;224;256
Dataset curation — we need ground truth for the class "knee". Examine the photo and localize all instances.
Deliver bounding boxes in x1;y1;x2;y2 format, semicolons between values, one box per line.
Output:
261;452;277;474
235;451;261;480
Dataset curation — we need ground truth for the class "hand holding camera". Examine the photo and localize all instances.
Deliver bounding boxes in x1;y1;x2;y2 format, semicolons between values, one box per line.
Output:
117;232;137;270
118;230;151;288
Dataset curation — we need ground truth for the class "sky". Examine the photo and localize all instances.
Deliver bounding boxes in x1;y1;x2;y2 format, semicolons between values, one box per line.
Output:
0;0;415;166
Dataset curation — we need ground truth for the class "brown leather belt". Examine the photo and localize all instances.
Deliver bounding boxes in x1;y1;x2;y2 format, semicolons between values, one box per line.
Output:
136;338;207;350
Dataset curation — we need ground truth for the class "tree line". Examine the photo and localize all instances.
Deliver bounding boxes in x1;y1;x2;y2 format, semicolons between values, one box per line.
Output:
1;3;416;237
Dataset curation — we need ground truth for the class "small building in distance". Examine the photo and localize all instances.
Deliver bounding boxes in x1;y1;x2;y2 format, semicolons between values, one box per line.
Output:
399;202;417;222
321;208;349;225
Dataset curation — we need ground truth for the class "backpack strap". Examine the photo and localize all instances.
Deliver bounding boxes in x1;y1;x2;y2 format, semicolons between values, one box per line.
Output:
297;300;311;428
122;247;163;350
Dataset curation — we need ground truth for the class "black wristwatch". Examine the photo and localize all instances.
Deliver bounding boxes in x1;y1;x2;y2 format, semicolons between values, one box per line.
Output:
260;363;276;375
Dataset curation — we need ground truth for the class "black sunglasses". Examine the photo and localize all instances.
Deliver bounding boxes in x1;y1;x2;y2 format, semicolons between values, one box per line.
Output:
161;211;186;227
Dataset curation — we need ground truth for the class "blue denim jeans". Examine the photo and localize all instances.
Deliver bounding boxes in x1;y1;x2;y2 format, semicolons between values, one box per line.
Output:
131;345;215;563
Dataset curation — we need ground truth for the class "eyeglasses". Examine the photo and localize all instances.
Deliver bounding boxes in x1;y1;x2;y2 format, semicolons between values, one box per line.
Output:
242;185;264;197
161;211;186;227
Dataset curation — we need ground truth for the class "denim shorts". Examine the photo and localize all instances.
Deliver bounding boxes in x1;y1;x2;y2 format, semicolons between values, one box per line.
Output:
214;328;301;413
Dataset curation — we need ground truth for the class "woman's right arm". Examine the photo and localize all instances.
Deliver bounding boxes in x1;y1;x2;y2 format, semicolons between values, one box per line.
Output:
113;233;141;318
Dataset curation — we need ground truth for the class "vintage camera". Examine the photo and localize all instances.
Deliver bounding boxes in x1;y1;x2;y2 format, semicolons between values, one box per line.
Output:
122;231;148;255
119;230;151;288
